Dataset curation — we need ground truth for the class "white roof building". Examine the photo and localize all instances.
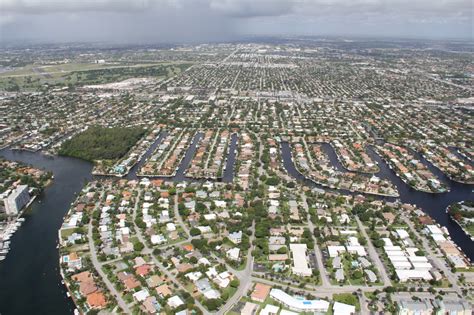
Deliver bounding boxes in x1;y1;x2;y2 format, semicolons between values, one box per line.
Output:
328;245;346;258
383;238;394;246
289;244;312;277
346;246;367;256
270;289;330;312
167;296;184;309
396;269;433;282
426;225;443;235
260;304;279;315
333;301;356;315
133;289;150;302
151;234;166;245
226;247;240;260
166;223;176;232
392;261;413;270
228;231;242;244
431;234;447;242
396;229;410;240
412;262;433;271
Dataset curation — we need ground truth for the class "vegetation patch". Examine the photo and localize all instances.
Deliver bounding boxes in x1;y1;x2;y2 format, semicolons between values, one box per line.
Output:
59;126;146;161
333;293;360;311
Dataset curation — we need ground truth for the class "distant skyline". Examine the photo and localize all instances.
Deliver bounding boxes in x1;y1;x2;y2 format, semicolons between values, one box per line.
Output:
0;0;472;44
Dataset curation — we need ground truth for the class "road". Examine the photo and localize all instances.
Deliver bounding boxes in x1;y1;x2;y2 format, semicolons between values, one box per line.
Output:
217;221;255;315
87;191;131;313
173;193;190;237
401;215;461;293
414;69;473;91
132;189;208;313
249;276;379;297
204;129;221;170
355;217;392;286
301;193;331;287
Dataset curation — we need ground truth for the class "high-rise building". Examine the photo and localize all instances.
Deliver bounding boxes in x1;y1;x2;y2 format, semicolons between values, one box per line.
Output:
4;185;30;216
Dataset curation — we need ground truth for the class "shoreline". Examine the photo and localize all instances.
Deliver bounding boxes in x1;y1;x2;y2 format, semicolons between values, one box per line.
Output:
285;143;399;198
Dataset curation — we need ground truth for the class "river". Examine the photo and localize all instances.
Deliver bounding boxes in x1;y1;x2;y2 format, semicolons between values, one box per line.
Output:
0;132;239;314
0;149;92;315
0;137;471;314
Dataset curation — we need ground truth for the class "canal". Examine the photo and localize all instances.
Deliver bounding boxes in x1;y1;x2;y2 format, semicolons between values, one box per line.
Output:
0;137;471;314
0;132;238;314
281;141;474;260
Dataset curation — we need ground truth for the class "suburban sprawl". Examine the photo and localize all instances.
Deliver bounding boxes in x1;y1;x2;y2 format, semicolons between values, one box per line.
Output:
0;38;473;315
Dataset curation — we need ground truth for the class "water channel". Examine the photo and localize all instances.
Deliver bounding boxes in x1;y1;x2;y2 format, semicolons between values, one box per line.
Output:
0;131;239;314
280;141;474;260
0;137;471;314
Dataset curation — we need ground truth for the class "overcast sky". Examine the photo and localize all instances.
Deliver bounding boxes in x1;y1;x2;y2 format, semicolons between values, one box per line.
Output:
0;0;472;44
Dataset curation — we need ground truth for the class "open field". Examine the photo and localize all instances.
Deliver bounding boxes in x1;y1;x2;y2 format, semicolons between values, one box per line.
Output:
0;62;191;91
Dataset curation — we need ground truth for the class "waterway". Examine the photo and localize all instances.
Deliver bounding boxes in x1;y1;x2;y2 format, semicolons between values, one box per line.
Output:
126;131;168;180
0;137;471;314
0;149;92;315
0;132;238;314
222;133;239;183
281;141;474;260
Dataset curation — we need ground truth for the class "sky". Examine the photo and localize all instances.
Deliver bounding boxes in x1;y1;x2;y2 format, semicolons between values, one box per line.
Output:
0;0;472;44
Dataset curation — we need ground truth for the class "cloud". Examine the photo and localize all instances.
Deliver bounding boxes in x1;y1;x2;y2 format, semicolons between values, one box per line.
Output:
0;0;471;42
209;0;294;17
0;0;154;14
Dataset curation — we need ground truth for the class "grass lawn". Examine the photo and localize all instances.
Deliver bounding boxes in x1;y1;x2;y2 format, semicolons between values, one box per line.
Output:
364;291;376;299
224;286;237;299
0;62;192;91
60;227;76;239
455;266;474;272
333;293;360;311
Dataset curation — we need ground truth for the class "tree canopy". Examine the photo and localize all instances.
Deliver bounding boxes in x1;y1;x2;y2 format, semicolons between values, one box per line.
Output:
59;126;146;161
